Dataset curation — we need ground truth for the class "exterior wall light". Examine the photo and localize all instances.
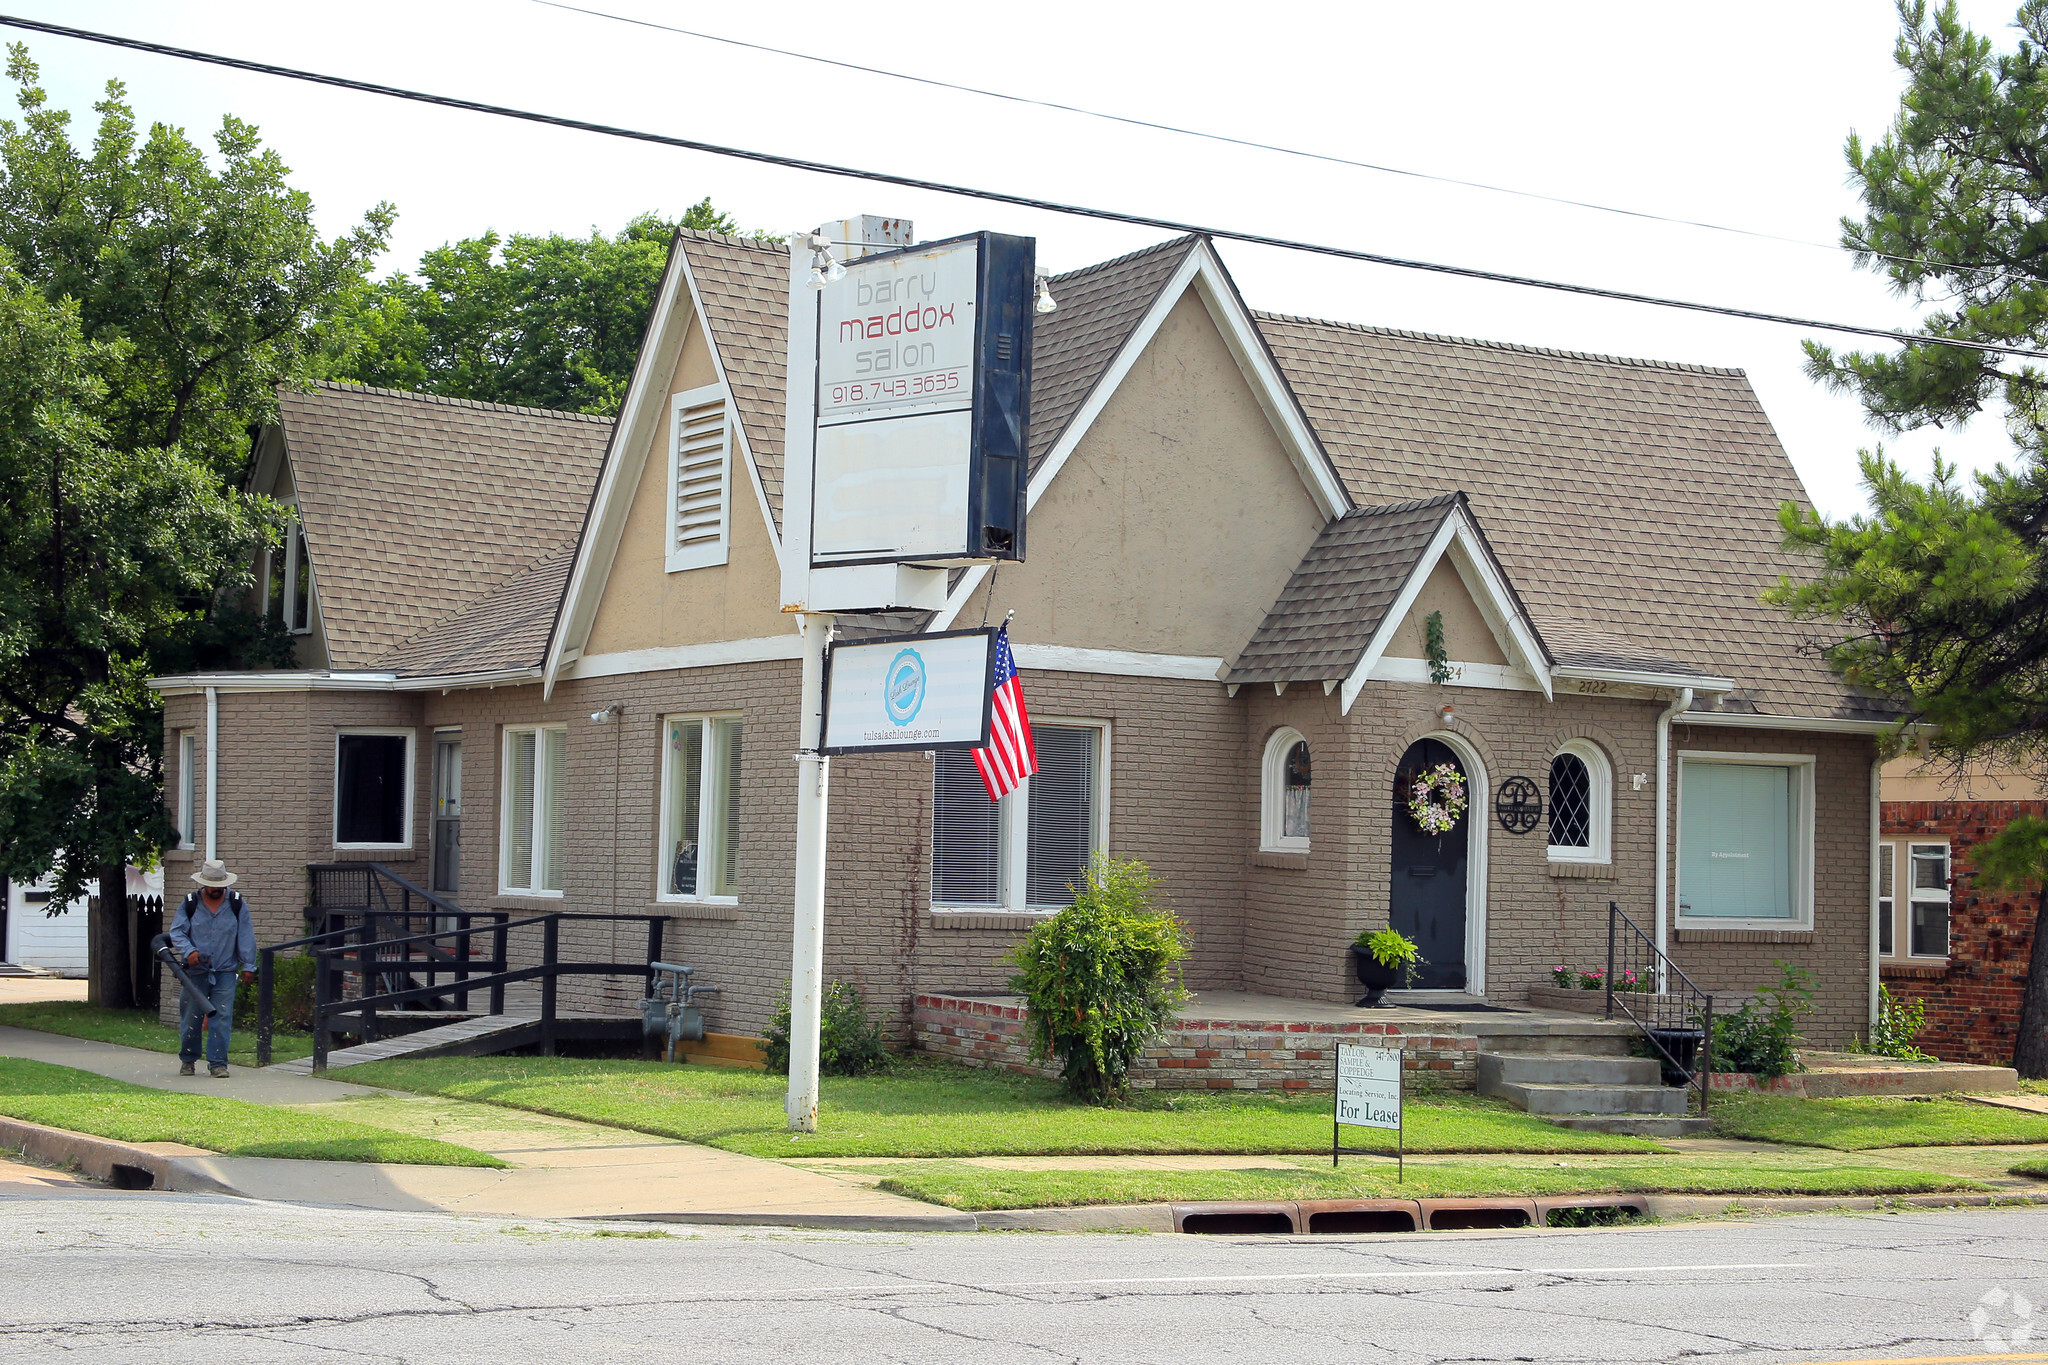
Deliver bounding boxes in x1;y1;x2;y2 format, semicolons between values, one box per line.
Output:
1034;270;1057;315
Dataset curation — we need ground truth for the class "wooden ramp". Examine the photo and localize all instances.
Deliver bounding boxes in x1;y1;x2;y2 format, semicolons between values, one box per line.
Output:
272;1011;631;1074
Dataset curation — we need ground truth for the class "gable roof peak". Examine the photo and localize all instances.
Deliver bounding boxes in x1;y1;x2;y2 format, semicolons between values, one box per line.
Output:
673;226;790;255
1249;310;1747;380
304;379;615;425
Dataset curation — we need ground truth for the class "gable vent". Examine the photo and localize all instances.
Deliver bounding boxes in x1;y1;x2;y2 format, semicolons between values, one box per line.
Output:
668;387;731;572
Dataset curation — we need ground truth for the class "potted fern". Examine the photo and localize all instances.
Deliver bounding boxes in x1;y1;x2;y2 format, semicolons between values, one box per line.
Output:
1350;927;1422;1008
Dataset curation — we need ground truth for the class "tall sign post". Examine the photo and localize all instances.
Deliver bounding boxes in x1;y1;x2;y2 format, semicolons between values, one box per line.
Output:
779;219;1033;1132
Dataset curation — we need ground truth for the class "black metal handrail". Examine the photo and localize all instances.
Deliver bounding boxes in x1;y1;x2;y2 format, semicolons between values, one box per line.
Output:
270;910;666;1071
1604;900;1714;1115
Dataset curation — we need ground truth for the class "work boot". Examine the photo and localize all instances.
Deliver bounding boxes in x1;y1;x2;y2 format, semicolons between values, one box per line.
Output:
179;1061;195;1077
208;1065;229;1079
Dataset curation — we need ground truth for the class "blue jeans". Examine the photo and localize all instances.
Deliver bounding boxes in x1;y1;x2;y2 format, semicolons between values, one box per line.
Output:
178;969;239;1067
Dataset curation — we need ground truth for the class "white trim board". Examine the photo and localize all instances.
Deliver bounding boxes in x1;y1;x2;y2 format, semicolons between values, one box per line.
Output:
1367;656;1542;692
1013;644;1225;681
1676;710;1900;736
568;634;803;680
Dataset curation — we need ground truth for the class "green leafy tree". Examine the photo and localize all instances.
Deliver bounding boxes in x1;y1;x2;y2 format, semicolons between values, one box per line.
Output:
0;48;388;1003
318;199;753;416
1770;2;2048;1075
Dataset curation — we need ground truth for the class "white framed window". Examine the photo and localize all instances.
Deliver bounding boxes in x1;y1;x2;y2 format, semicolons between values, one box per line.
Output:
932;720;1109;910
1877;841;1896;957
500;725;567;896
273;510;314;635
659;715;743;901
1547;739;1613;864
666;383;730;573
1260;727;1310;852
175;730;197;850
1675;752;1815;929
1906;840;1951;959
334;729;414;850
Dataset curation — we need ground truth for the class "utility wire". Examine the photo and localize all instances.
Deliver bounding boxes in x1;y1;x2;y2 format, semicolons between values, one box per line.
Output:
530;0;1982;280
2;11;2039;363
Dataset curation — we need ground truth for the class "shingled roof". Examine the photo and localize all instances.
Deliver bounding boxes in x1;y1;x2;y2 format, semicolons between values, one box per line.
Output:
1226;494;1469;684
373;542;577;677
1251;315;1876;719
279;383;610;670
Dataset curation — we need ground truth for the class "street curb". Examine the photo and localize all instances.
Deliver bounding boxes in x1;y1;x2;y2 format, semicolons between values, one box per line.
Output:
0;1116;210;1190
583;1210;979;1232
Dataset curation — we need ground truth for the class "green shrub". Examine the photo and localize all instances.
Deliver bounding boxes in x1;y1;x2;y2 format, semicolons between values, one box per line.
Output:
1710;962;1814;1080
761;981;891;1076
1849;985;1937;1062
233;953;316;1031
1007;856;1188;1104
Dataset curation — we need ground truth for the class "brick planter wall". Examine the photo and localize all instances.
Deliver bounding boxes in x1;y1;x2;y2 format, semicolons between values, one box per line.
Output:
910;992;1480;1091
1881;801;2042;1068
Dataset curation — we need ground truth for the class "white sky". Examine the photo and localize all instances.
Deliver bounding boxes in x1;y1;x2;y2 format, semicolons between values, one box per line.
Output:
4;0;2034;517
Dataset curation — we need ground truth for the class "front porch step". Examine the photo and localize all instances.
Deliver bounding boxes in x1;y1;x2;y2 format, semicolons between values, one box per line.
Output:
1546;1115;1714;1138
1478;1052;1662;1090
1487;1080;1689;1117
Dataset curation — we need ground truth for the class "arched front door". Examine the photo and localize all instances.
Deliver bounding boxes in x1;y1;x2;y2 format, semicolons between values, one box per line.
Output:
1390;738;1469;991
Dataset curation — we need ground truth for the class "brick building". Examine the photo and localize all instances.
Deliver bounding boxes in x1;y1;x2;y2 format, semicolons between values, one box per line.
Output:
149;223;1892;1045
1878;759;2044;1066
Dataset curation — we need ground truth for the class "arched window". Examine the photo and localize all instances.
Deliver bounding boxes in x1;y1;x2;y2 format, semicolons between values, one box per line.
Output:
1261;728;1311;852
1548;740;1612;863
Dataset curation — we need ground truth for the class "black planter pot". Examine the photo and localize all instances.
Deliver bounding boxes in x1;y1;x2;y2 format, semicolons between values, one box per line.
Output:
1645;1026;1705;1085
1351;946;1403;1008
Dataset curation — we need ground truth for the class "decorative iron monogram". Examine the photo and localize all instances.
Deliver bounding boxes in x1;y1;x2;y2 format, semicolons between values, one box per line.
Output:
1495;775;1542;834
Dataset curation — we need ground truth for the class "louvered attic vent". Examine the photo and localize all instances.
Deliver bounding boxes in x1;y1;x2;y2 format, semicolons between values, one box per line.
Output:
669;384;730;572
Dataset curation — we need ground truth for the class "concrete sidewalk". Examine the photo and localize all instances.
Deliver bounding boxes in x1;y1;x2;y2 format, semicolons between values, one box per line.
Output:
0;1026;966;1228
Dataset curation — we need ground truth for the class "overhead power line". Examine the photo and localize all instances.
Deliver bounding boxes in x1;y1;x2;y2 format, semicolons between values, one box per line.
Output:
1;11;2039;364
530;0;1980;280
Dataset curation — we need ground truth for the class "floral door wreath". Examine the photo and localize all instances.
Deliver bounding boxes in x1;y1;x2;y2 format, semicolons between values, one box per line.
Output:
1406;763;1468;834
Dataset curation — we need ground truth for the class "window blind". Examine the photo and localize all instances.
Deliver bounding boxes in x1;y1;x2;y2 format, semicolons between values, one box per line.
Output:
711;718;742;897
932;748;999;906
674;396;728;561
1027;725;1097;908
666;720;703;896
1877;842;1895;956
505;730;537;889
1678;762;1795;919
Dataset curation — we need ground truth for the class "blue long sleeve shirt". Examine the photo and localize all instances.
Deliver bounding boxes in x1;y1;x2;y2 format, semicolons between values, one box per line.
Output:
168;891;258;973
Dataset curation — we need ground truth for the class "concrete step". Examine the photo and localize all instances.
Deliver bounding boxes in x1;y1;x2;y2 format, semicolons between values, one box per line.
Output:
1546;1115;1713;1138
1478;1051;1662;1090
1491;1081;1689;1116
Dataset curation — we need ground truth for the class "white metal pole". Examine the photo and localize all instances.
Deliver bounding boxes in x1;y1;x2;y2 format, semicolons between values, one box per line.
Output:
1652;686;1692;993
786;612;832;1131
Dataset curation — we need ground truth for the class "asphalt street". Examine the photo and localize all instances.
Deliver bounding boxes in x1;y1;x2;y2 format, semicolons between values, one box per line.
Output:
3;1191;2046;1364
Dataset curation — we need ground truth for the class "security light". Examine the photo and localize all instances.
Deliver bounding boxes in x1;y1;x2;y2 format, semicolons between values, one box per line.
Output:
1033;271;1057;315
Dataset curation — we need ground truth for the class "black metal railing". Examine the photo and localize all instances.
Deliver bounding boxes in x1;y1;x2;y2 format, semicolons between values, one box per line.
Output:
1604;900;1714;1115
257;863;665;1070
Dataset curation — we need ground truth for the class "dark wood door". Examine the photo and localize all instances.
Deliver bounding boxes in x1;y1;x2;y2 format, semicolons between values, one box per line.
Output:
1389;738;1469;991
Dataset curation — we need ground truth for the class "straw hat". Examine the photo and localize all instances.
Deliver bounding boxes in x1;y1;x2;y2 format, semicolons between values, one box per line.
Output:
191;859;238;887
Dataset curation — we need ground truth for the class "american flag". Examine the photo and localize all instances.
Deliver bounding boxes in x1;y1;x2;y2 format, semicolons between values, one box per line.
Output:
972;625;1037;803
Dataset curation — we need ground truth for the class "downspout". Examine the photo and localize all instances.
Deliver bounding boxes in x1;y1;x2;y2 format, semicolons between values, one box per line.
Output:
1654;686;1693;992
204;686;219;862
1870;753;1883;1035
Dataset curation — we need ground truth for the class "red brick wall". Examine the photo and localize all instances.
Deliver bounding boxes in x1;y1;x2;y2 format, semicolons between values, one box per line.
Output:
1879;800;2039;1067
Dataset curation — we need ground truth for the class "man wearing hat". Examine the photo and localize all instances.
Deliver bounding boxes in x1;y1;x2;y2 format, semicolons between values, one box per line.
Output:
167;860;258;1078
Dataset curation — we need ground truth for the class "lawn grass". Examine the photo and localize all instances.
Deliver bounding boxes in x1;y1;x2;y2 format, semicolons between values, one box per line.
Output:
0;1057;502;1167
0;1002;314;1065
1707;1093;2048;1150
867;1154;1988;1212
2013;1155;2048;1179
342;1054;1667;1159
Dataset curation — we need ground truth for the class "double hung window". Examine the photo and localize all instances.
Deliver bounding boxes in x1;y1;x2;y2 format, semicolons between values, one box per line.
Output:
501;725;566;895
1878;840;1950;960
660;716;742;900
175;731;197;850
932;722;1106;910
334;730;412;849
265;512;314;635
1676;753;1815;928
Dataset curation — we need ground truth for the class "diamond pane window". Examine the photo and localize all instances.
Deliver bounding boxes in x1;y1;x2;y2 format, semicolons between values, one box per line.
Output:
1549;752;1591;850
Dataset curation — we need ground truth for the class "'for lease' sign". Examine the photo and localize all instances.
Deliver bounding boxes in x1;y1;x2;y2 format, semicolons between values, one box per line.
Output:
1335;1044;1403;1131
